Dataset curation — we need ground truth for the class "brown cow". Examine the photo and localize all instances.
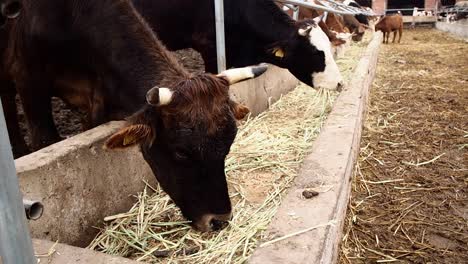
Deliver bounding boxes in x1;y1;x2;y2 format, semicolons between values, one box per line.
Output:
375;14;403;44
3;0;267;231
278;4;353;58
343;14;369;42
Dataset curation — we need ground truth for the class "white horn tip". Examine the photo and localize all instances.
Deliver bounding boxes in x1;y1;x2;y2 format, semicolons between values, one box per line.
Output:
146;87;173;106
159;88;173;106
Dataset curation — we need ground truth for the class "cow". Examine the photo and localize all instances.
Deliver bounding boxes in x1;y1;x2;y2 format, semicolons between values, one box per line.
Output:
375;14;403;44
133;0;344;91
343;0;369;25
0;0;29;158
342;14;369;42
277;3;353;58
279;3;347;46
3;0;268;231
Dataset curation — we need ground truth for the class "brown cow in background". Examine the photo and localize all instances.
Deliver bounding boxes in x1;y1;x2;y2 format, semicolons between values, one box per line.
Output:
343;14;369;42
375;14;403;44
278;3;353;58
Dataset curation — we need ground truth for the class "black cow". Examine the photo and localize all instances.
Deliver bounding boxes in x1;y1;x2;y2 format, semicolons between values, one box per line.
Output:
344;0;369;25
132;0;343;91
0;0;29;157
3;0;267;231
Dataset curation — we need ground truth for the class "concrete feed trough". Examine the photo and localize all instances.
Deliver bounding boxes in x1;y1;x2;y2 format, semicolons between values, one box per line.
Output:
18;32;383;263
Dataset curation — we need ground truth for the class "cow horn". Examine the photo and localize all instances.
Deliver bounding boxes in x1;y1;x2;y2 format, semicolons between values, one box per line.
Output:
298;26;312;36
1;1;21;19
146;87;173;106
313;14;325;25
217;64;268;85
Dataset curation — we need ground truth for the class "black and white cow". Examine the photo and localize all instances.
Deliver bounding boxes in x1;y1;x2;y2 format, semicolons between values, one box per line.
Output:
133;0;344;90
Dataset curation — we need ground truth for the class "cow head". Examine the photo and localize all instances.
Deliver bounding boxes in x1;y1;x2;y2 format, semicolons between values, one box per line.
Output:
351;23;369;42
270;16;343;91
105;65;268;232
331;32;353;59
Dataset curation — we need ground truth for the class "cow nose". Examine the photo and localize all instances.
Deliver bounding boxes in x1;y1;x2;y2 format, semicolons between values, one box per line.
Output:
337;82;344;92
210;218;229;231
194;213;232;232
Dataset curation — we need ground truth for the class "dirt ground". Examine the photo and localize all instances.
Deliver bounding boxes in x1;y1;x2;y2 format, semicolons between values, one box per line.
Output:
16;49;204;148
340;29;468;263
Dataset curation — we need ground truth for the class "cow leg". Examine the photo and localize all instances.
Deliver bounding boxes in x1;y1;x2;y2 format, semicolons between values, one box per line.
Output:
398;27;403;43
0;88;31;158
392;30;397;43
16;78;61;150
382;32;386;43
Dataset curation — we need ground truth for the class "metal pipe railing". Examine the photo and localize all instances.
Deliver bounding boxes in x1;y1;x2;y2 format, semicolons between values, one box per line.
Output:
214;0;226;73
0;101;37;264
276;0;376;16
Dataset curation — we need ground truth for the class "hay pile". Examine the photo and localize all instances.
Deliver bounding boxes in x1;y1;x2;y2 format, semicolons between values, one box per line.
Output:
88;86;337;263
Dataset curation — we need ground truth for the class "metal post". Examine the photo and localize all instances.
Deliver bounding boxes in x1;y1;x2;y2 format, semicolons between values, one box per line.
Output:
214;0;226;73
293;5;299;20
0;100;36;264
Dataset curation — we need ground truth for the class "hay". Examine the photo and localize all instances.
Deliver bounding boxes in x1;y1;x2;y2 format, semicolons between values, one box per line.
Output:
88;85;337;263
340;29;468;263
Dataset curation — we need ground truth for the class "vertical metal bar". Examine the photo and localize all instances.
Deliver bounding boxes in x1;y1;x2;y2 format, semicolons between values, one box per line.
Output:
292;5;299;20
214;0;226;73
0;100;36;264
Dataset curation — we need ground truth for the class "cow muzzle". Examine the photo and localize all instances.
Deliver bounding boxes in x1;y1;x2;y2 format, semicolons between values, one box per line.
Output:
1;0;21;19
193;212;232;232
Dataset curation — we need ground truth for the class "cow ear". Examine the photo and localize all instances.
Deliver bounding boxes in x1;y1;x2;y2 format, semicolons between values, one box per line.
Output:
298;26;312;37
272;47;285;58
230;101;250;120
331;38;346;46
104;124;154;149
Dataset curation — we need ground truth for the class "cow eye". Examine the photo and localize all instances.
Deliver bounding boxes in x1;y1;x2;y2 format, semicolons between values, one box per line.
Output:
176;128;193;137
174;150;189;160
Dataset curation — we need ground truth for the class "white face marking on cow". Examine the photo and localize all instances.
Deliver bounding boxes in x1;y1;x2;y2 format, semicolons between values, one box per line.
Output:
304;25;344;91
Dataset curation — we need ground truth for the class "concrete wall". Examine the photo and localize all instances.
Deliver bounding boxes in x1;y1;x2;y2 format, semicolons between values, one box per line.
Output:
16;65;299;247
403;15;437;24
17;122;156;247
436;20;468;39
372;0;387;15
425;0;438;10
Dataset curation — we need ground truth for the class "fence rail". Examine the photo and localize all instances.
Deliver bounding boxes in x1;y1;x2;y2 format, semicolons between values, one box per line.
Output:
438;5;468;13
276;0;376;16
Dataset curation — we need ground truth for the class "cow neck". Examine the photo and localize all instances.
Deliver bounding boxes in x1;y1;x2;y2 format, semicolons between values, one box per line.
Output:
92;0;190;103
21;0;190;114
